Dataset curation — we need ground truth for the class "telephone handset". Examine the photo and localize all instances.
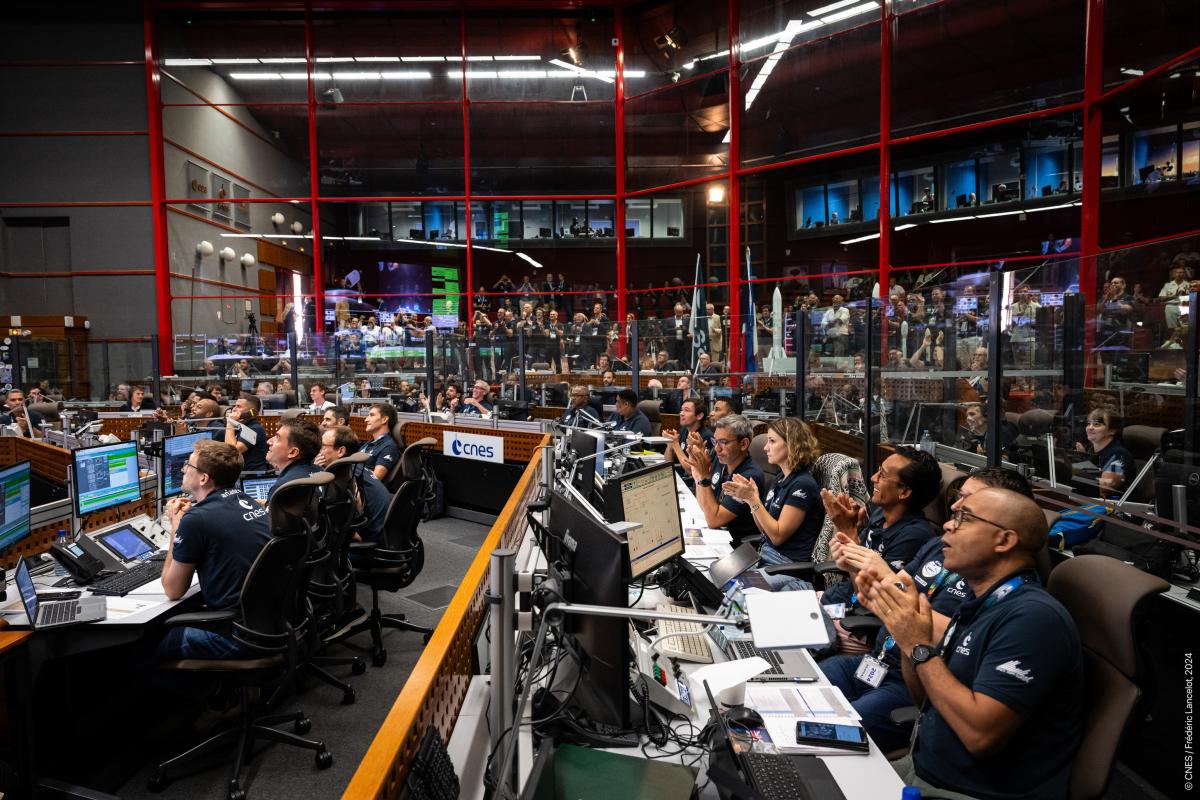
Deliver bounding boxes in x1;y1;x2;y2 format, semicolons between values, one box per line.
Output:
49;540;106;584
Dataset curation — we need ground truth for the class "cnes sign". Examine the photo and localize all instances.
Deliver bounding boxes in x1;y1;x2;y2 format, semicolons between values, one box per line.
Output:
443;430;504;464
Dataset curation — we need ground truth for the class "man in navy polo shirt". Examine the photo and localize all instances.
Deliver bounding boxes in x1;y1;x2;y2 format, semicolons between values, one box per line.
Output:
159;440;271;660
820;467;1034;752
687;414;765;545
360;402;400;481
662;397;714;491
264;418;323;503
317;425;390;546
223;393;269;473
863;487;1083;800
820;446;941;610
610;388;652;435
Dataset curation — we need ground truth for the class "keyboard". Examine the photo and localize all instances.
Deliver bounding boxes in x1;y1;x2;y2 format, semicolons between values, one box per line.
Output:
654;603;713;663
89;560;164;596
38;601;78;626
726;638;785;674
743;753;813;800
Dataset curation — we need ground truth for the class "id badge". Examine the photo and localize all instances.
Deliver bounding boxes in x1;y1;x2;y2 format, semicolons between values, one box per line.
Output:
855;656;888;688
822;603;846;620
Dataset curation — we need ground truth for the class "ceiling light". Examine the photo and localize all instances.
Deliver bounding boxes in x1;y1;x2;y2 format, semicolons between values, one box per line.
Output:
164;58;211;66
840;233;881;244
230;72;282;80
975;209;1025;218
467;55;493;62
401;56;445;62
929;216;976;223
494;55;540;61
319;87;344;104
332;71;381;80
316;57;354;63
356;56;400;62
894;223;917;231
516;252;543;270
1119;67;1144;76
560;45;586;67
195;241;214;256
548;58;614;84
808;0;860;16
497;70;547;79
707;184;727;204
212;58;260;65
260;57;306;64
655;27;687;52
819;2;880;24
380;71;432;80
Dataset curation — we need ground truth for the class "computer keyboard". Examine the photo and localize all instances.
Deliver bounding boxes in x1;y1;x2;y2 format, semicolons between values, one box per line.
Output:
654;603;713;663
39;602;78;626
726;639;785;674
743;753;813;800
89;560;164;596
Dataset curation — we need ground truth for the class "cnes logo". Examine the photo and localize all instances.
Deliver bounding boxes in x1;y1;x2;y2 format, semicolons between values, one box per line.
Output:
444;431;504;464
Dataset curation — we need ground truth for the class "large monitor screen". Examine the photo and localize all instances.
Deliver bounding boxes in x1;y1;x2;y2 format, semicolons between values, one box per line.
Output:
615;463;684;579
323;261;461;329
0;461;32;551
73;441;142;517
162;431;215;498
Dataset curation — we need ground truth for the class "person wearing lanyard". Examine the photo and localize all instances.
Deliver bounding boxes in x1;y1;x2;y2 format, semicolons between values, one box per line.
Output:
819;468;1033;753
861;488;1083;800
687;414;765;546
661;397;714;491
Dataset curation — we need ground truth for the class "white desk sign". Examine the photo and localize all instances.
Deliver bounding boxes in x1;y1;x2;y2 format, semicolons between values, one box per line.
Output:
443;430;504;464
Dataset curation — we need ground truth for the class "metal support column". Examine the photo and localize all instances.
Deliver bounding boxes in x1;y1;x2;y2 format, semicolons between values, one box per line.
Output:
793;308;806;418
487;548;517;793
150;335;162;407
985;271;1003;465
864;296;877;480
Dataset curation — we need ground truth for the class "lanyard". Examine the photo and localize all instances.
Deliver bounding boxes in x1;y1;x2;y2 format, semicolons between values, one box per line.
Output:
938;573;1031;658
877;566;962;657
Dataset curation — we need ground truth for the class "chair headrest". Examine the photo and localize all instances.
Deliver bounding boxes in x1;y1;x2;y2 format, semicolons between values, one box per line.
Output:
1018;409;1054;436
280;408;305;420
1047;554;1168;678
1122;425;1164;460
637;399;661;420
748;433;779;476
330;451;370;466
269;472;334;532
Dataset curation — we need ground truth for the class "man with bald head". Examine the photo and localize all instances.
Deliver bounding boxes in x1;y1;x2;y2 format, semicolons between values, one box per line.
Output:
861;487;1082;800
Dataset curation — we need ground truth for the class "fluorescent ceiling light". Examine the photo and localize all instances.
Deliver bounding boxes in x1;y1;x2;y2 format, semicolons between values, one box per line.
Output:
219;233;263;238
929;216;976;223
740;33;787;52
494;55;540;61
1119;67;1144;76
402;56;445;62
744;19;825;110
332;71;382;80
894;223;918;231
808;0;861;16
212;58;260;64
356;56;400;62
840;233;881;244
342;236;382;241
820;1;880;23
381;71;432;80
975;209;1025;218
164;58;211;66
230;72;282;80
446;70;497;79
516;252;544;269
260;57;306;64
467;55;493;62
1024;202;1075;213
316;57;355;63
548;58;614;84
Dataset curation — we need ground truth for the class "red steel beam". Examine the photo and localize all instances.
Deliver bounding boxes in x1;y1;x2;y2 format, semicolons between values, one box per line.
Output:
614;1;628;359
144;0;174;375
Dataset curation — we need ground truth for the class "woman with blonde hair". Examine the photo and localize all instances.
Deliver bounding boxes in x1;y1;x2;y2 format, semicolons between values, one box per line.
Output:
723;416;825;566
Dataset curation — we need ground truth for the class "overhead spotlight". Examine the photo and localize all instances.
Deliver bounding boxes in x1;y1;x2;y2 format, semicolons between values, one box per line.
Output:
241;253;256;267
219;246;236;261
668;70;681;83
291;221;305;234
559;44;586;67
654;26;687;53
318;86;344;105
707;184;727;204
195;240;214;257
271;212;285;225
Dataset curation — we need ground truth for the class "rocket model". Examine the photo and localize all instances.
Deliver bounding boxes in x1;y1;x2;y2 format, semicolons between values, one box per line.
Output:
767;286;787;363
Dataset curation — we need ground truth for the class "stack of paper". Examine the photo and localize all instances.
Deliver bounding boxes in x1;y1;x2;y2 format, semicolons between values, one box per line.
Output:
745;684;865;756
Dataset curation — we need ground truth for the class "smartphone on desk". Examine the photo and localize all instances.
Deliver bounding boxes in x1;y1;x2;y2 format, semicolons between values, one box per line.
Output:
794;721;870;753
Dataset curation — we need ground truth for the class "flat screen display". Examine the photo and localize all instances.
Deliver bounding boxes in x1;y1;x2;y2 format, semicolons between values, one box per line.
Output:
162;430;215;498
73;441;142;517
0;461;31;551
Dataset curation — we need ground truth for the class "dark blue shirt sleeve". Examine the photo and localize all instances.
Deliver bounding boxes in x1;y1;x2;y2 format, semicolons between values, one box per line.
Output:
172;513;205;565
780;474;821;515
967;601;1076;717
883;518;937;571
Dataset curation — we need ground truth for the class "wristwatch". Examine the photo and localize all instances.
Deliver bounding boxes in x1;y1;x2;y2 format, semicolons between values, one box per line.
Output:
910;644;938;665
696;477;712;489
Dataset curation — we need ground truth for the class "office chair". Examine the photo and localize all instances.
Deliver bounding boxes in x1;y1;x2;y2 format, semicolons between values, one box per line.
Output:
337;478;434;666
636;399;662;436
149;475;335;800
302;453;372;704
382;436;436;494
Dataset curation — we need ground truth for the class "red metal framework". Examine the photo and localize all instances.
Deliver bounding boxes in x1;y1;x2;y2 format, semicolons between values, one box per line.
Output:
129;0;1198;379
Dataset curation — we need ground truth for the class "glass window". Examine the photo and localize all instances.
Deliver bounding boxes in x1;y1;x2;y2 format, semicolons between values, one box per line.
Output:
555;199;590;239
423;201;457;241
624;77;729;193
587;200;616;237
652;198;687;238
826;180;859;227
1101;135;1121;186
895;167;935;216
1132;125;1179;184
1025;144;1071;199
625;199;653;238
1183;123;1200;180
941;159;978;209
488;201;522;242
796;185;826;228
979;147;1022;205
622;0;728;94
1103;0;1200;91
522;203;554;239
392;202;425;241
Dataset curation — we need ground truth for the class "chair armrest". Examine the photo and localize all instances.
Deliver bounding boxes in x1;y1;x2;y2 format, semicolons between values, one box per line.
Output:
890;706;919;727
839;614;884;634
163;609;236;631
761;560;816;578
813;560;845;576
349;541;379;553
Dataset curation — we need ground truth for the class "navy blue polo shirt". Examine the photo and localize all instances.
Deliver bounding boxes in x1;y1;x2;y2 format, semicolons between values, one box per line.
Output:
172;487;272;610
355;470;392;545
236;418;270;473
611;409;652;436
675;426;714;484
825;506;938;606
560;405;597;429
267;459;323;502
458;399;493;416
879;539;971;668
0;409;44;431
360;434;401;474
912;571;1083;800
1093;439;1134;496
761;468;824;561
712;456;766;544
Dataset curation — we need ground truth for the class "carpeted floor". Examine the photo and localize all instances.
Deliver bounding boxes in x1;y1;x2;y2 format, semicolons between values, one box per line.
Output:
115;516;488;800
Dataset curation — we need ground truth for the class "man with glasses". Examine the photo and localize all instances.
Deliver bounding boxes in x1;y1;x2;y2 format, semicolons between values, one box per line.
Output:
158;440;271;659
559;385;600;429
459;380;493;417
819;467;1032;754
820;446;941;610
687;414;764;545
864;486;1082;800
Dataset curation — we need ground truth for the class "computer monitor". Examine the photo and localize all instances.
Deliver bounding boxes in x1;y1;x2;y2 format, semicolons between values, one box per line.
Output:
0;461;32;551
570;430;606;503
604;462;683;579
666;226;681;237
259;393;286;410
955;193;969;208
1041;292;1065;307
162;430;215;498
427;229;440;240
409;228;423;240
954;296;979;313
72;440;142;517
546;489;631;729
240;476;276;503
95;523;157;561
538;227;552;238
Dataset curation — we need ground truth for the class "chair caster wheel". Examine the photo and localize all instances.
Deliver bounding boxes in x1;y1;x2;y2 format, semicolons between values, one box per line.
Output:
227;785;246;800
147;770;169;793
342;688;356;705
295;717;312;735
351;658;367;676
315;748;334;770
423;632;432;644
372;649;387;667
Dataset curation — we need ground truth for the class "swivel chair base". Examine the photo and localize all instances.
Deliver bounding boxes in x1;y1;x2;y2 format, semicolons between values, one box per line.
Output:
343;603;433;667
148;686;332;800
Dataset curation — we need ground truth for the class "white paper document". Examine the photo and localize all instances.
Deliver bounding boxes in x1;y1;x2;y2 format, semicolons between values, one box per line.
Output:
745;590;830;649
761;715;867;756
745;684;860;720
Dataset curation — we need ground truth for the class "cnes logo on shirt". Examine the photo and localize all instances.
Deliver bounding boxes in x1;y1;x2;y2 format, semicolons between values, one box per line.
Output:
995;659;1034;684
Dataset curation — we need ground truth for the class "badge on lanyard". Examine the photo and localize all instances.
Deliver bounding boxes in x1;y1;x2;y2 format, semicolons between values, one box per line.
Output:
855;655;888;688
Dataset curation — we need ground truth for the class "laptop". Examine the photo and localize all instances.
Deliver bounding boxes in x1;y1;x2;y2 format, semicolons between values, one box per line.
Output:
240;476;277;503
701;680;845;800
15;558;107;629
709;624;820;682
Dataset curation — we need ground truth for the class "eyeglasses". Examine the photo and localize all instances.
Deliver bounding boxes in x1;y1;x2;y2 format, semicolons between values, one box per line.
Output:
874;468;906;487
712;437;741;448
950;506;1006;532
181;462;207;477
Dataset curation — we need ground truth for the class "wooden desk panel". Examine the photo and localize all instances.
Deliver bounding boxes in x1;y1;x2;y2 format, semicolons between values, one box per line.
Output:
398;422;545;463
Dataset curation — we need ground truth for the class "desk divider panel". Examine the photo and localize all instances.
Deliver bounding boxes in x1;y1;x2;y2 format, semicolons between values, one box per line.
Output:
344;435;548;800
399;422;546;464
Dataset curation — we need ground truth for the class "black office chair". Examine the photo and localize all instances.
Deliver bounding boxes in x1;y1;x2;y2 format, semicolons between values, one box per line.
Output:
302;453;371;703
150;475;335;800
334;478;433;666
382;436;436;493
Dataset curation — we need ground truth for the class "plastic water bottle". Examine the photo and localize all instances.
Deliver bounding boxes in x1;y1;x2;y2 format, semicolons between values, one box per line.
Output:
920;429;933;454
902;787;922;799
57;527;68;548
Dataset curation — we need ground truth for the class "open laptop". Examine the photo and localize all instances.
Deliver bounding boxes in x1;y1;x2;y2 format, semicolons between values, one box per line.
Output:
239;476;277;504
15;558;107;629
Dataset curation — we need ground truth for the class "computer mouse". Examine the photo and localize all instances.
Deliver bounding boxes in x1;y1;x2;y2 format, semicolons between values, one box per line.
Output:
725;705;764;730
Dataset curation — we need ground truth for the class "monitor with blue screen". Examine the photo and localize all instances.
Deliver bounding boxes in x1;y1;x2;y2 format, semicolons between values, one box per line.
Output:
240;476;276;503
0;461;32;551
72;441;142;517
162;430;215;498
